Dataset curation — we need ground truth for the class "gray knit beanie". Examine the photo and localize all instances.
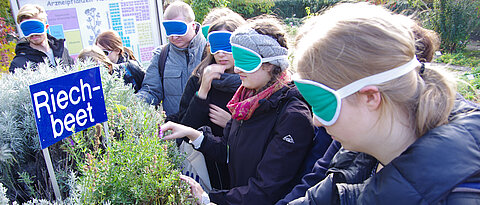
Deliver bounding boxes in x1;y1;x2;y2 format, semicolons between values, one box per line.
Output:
230;27;289;70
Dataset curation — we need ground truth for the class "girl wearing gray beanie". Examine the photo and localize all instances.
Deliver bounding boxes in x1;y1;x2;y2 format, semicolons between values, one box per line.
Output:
161;16;315;205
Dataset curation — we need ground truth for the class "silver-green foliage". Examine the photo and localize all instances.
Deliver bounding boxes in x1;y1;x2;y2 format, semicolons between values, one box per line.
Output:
1;60;189;203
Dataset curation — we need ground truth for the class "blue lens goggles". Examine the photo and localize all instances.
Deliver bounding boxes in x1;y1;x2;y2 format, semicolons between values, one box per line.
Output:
162;20;189;37
208;31;232;54
20;19;46;37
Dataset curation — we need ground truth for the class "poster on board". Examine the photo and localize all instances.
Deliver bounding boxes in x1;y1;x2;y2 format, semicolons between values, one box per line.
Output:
11;0;166;67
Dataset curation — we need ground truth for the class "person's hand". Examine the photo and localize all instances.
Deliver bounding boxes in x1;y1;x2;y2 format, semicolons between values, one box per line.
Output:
160;121;202;141
179;175;207;204
209;104;231;128
197;64;228;99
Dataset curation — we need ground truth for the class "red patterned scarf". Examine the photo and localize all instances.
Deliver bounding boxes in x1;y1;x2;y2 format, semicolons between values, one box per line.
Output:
227;72;290;121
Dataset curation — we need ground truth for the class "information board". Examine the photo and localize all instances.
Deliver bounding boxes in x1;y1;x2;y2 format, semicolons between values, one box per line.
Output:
11;0;166;67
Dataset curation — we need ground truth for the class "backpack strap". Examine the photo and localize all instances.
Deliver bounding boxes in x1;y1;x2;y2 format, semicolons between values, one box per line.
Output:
158;44;170;81
158;44;170;96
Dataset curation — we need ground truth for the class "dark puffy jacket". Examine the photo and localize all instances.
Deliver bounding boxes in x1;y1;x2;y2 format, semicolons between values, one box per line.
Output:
277;140;342;205
197;84;315;205
115;53;145;93
9;34;74;73
289;97;480;205
170;72;241;190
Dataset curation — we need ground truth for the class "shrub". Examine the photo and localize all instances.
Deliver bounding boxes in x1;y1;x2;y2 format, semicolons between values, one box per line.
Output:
0;63;73;203
228;0;275;19
0;61;190;204
0;17;16;73
426;0;480;53
185;0;275;24
0;0;16;73
272;0;340;18
184;0;229;24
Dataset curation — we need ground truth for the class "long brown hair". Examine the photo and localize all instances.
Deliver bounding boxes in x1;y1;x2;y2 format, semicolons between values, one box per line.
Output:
95;30;137;61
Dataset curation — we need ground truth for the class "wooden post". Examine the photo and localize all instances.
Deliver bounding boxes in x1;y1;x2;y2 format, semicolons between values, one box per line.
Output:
42;148;62;201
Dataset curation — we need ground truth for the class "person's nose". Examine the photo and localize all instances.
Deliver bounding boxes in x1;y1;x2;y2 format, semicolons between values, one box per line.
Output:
217;52;226;57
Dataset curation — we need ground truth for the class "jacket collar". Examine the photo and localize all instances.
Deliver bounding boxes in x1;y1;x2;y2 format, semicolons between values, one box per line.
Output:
386;96;480;203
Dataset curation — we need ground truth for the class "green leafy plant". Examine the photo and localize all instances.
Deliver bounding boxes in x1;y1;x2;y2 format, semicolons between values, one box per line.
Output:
228;0;275;19
1;60;190;204
0;16;16;73
457;66;480;103
425;0;480;53
272;0;340;19
435;51;480;68
184;0;229;24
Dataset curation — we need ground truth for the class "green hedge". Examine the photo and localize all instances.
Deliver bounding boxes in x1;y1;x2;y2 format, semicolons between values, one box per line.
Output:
272;0;340;18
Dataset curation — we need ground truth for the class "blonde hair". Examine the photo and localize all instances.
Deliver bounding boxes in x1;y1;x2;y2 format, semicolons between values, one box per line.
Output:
95;30;137;61
296;3;456;137
78;45;114;69
164;1;195;22
17;4;47;24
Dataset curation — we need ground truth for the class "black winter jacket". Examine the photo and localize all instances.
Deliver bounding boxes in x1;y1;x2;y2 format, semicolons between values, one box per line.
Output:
171;73;241;190
197;84;315;205
289;97;480;205
175;73;241;136
9;34;74;73
114;53;145;93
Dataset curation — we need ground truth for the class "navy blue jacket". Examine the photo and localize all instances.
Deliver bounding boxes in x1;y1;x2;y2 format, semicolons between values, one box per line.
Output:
198;85;315;205
289;97;480;204
277;140;341;205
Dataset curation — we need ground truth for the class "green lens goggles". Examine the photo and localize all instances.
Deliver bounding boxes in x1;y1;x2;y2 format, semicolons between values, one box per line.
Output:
231;43;287;73
294;57;420;126
201;25;210;39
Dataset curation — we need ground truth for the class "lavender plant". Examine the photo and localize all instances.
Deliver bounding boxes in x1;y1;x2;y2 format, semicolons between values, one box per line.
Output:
1;60;190;204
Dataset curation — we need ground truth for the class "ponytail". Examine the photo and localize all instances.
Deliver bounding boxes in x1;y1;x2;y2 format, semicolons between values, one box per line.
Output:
414;65;456;137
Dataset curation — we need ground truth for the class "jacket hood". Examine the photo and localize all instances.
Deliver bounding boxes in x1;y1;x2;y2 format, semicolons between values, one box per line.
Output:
211;73;241;93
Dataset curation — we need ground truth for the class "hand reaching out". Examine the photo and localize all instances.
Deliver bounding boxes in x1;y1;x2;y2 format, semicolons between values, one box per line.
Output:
197;64;228;99
160;121;202;141
179;175;212;205
209;104;231;128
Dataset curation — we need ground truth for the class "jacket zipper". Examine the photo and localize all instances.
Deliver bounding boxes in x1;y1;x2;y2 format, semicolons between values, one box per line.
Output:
227;119;243;164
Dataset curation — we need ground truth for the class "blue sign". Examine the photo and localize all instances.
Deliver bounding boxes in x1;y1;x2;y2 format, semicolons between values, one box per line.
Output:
29;67;108;149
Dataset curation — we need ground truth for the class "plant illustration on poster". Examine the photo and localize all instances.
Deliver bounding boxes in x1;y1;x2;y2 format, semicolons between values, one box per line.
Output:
10;0;164;67
85;8;101;45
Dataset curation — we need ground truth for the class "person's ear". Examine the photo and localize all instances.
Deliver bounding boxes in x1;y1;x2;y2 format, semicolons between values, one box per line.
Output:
191;22;197;30
261;63;274;72
358;86;381;111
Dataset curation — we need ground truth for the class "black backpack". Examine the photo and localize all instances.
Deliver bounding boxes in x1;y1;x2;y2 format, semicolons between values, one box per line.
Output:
157;44;170;83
